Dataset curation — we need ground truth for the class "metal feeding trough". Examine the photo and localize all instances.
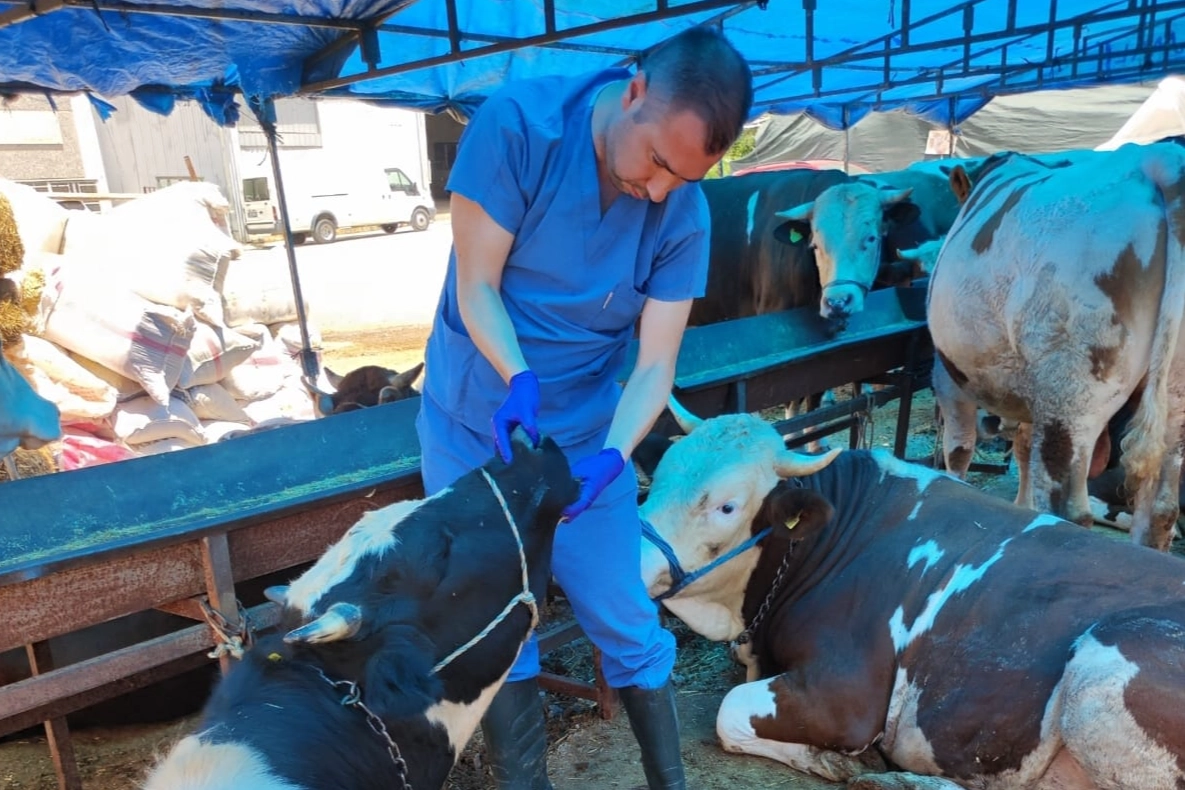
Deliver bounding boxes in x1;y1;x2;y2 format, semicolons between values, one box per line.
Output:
623;285;934;454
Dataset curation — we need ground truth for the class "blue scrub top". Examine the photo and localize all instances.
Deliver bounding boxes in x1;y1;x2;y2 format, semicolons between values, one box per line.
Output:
422;68;711;449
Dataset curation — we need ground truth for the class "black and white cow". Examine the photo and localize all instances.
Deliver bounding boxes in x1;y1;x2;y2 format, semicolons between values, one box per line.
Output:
143;435;578;790
928;143;1185;550
0;339;60;457
639;407;1185;789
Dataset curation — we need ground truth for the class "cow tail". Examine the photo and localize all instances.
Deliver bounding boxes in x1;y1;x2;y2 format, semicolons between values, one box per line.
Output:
1119;145;1185;491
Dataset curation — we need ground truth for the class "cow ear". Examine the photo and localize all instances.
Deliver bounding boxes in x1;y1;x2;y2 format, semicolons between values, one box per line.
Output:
758;482;834;541
772;218;812;246
949;166;973;205
387;361;424;391
362;625;444;719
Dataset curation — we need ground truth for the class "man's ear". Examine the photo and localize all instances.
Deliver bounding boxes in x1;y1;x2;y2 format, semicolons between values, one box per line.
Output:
756;482;834;540
623;72;647;110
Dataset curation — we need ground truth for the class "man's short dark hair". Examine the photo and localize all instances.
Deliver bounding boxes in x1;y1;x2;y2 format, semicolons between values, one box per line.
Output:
639;26;754;156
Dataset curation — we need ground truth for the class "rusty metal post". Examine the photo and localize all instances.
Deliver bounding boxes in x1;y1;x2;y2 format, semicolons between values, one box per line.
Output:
25;641;82;790
200;533;240;675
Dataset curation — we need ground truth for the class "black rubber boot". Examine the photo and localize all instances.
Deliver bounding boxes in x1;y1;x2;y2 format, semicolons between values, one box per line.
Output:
480;679;554;790
618;682;687;790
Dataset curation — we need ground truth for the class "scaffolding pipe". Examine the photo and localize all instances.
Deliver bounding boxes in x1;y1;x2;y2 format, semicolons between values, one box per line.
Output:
262;104;321;382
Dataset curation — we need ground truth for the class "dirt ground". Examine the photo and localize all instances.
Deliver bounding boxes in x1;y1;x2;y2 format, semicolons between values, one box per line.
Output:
1;328;1172;790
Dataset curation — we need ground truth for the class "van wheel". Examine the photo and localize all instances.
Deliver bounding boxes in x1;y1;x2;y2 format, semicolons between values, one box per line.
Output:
411;208;431;232
291;232;308;245
381;224;398;233
313;217;337;244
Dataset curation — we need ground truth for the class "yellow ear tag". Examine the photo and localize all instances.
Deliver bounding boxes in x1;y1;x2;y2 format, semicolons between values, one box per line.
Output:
267;652;283;662
789;229;804;244
784;513;800;530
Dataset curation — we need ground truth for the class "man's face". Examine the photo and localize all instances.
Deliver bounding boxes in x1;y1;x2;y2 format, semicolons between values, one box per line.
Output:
604;74;721;203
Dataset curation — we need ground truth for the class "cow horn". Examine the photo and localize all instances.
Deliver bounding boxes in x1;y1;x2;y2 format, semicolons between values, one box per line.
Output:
263;585;289;605
775;200;814;222
878;187;913;206
283;601;363;644
666;394;704;435
774;446;842;478
301;375;338;418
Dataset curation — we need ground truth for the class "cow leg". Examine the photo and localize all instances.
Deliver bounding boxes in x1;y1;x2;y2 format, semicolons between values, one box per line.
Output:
784;392;829;453
930;359;977;478
1028;416;1107;527
1012;422;1034;510
1057;615;1185;790
715;680;886;783
1128;446;1183;551
846;774;965;789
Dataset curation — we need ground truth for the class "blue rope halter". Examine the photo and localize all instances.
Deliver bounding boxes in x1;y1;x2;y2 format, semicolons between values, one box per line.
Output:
641;518;772;602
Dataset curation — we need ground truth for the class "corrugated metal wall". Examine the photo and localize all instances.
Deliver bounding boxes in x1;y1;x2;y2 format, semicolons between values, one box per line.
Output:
90;96;233;197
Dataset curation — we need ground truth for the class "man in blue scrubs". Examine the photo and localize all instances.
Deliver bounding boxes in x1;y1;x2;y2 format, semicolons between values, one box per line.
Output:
416;26;752;789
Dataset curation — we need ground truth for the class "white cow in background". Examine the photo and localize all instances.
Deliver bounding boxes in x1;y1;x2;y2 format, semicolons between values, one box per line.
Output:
928;143;1185;550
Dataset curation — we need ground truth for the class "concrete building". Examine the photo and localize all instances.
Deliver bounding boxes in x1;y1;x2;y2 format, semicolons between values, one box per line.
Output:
1;93;454;241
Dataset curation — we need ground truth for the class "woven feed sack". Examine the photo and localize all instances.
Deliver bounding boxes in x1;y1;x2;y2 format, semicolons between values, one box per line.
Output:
19;334;117;423
0;179;68;258
59;182;239;327
220;248;309;328
38;256;195;406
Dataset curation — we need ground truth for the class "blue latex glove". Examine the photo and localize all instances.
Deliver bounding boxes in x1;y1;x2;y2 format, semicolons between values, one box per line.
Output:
492;370;541;463
561;448;626;521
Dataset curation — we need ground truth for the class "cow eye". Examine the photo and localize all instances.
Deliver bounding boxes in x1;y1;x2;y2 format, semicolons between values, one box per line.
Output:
720;502;735;515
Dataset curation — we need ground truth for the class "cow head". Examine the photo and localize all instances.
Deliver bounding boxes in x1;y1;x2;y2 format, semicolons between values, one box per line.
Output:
266;432;576;722
307;362;424;417
639;399;839;641
0;339;61;457
773;183;918;330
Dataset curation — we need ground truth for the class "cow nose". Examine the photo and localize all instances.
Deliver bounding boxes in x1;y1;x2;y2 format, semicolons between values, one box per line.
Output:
826;294;852;313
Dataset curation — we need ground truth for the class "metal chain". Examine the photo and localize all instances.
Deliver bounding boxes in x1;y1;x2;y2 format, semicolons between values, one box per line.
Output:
315;668;413;790
733;541;797;647
199;598;253;660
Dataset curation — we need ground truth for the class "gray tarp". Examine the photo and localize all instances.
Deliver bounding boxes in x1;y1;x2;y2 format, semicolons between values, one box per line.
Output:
733;79;1174;173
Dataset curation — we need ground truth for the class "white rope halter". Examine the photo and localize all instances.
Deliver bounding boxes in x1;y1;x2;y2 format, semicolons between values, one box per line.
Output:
431;468;539;673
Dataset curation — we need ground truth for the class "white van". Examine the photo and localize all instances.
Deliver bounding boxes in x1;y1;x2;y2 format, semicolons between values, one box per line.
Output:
243;166;436;243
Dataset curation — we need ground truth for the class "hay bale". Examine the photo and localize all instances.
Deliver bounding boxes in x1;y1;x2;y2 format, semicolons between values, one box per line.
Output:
0;300;27;344
0;193;24;276
0;446;56;481
21;266;44;317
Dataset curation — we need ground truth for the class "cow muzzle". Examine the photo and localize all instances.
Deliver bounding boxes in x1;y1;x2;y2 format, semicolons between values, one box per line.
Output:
820;279;870;331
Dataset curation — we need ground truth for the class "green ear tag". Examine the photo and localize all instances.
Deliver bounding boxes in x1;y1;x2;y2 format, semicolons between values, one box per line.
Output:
789;229;804;244
784;513;801;530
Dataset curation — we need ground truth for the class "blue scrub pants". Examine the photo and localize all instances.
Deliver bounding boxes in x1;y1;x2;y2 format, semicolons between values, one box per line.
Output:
415;391;676;690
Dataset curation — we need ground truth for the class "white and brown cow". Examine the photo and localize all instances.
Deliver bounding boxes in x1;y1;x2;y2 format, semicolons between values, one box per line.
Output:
143;434;577;790
928;143;1185;550
773;166;961;329
640;408;1185;790
0;338;60;457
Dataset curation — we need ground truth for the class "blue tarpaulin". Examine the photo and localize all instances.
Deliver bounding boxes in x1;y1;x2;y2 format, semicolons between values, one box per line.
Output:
3;0;1185;128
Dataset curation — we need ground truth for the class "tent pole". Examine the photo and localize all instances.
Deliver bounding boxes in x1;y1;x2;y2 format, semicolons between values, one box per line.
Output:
843;106;851;173
260;99;320;382
947;97;956;156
